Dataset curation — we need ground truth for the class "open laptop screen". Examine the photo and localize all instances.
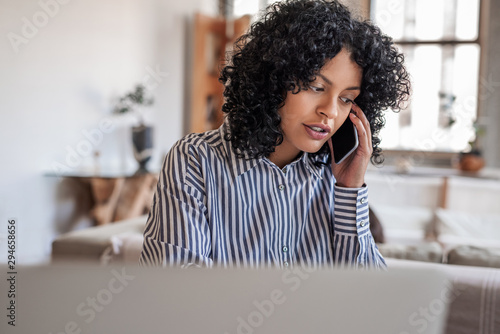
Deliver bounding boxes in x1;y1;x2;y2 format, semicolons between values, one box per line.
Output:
1;264;448;333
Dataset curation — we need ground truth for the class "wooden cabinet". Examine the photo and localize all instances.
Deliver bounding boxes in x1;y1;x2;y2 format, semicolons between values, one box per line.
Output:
190;13;251;133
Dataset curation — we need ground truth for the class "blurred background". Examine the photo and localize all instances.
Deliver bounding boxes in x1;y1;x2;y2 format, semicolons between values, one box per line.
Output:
1;0;499;265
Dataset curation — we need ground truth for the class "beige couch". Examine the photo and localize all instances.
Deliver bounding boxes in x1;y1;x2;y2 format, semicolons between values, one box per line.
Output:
51;213;500;268
51;215;146;264
51;215;500;334
53;167;500;266
364;170;500;266
51;167;500;333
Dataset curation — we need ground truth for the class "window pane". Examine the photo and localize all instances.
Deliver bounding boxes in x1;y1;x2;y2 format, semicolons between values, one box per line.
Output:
415;0;445;40
372;0;480;41
456;0;480;40
402;45;442;149
371;0;406;40
372;0;481;153
447;44;480;151
379;44;479;151
233;0;260;17
379;107;400;149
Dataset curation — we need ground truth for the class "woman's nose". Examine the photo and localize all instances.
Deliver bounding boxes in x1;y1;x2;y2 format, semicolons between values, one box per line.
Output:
318;97;339;119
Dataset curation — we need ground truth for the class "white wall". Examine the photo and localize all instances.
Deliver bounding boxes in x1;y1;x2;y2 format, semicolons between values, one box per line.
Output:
0;0;217;264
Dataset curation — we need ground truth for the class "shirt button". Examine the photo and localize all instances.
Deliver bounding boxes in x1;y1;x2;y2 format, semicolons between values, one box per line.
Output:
282;246;288;252
284;261;289;267
360;220;366;227
360;198;367;204
278;184;285;191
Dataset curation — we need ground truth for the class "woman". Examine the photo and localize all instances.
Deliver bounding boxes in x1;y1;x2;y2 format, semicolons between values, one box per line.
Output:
140;0;410;269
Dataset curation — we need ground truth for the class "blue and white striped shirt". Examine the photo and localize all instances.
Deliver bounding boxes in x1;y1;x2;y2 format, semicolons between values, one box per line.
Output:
140;122;386;270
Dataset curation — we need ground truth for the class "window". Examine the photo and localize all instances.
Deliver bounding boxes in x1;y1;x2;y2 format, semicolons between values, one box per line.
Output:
226;0;483;153
228;0;268;18
371;0;482;152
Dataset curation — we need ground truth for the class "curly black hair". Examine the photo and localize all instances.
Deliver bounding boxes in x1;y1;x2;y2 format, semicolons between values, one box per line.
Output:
220;0;410;165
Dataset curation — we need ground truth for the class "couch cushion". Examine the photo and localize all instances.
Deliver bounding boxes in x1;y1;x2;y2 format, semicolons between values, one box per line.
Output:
433;208;500;251
446;177;500;214
371;204;434;245
447;245;500;269
435;208;500;240
376;241;443;263
100;232;144;265
51;215;147;262
365;173;443;208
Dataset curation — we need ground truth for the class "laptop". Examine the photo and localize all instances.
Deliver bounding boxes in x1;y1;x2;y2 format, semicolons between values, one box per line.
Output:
1;263;448;333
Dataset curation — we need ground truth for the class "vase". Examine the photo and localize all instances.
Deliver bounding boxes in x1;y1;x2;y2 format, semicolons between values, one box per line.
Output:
457;152;485;172
131;125;153;174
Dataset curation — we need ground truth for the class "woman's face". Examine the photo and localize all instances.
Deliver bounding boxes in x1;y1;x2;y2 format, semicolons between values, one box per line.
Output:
274;48;362;166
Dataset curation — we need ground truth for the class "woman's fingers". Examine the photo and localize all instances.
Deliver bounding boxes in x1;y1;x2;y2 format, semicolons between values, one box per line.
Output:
348;112;368;154
350;104;372;155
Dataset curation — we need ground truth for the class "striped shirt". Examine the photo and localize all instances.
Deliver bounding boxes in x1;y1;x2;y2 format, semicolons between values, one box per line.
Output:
140;121;386;270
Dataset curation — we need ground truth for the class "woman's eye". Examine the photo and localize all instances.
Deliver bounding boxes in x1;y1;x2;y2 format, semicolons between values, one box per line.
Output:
340;97;353;104
311;86;324;92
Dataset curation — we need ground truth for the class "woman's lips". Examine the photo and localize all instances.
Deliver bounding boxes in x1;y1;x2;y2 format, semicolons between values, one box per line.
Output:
303;124;330;140
304;123;332;132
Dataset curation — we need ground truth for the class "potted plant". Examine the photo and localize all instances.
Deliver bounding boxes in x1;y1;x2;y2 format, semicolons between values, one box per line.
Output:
114;84;154;174
458;120;486;172
438;92;486;173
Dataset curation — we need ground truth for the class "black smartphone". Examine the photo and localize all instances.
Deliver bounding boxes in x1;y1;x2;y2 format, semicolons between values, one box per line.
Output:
331;113;359;164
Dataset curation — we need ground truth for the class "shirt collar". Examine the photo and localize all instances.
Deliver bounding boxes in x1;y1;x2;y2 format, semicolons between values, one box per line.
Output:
219;118;326;179
302;152;326;179
219;119;263;179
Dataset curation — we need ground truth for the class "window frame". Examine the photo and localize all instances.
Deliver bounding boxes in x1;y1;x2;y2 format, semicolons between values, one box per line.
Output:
367;0;486;166
221;0;488;166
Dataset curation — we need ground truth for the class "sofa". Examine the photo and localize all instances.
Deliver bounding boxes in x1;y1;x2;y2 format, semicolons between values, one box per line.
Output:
364;168;500;265
50;213;500;334
52;167;500;265
52;166;500;263
50;213;500;268
51;166;500;333
51;215;146;264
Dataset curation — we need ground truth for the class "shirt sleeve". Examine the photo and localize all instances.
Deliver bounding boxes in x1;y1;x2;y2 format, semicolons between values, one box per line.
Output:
139;138;213;268
333;184;387;270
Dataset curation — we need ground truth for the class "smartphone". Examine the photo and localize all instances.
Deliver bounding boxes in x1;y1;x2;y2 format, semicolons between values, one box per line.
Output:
331;114;359;164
